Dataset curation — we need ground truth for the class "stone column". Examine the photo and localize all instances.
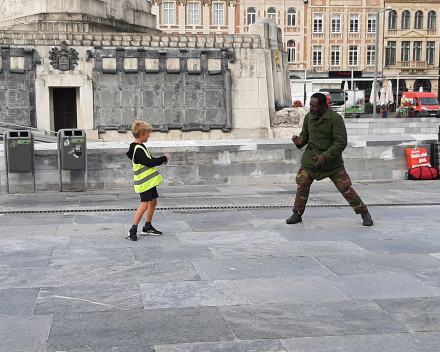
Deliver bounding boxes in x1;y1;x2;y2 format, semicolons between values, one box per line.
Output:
177;0;186;34
227;1;236;34
202;1;211;34
151;1;161;29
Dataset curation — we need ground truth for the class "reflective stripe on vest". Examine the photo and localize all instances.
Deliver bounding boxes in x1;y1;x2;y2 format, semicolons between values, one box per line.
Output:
132;145;163;193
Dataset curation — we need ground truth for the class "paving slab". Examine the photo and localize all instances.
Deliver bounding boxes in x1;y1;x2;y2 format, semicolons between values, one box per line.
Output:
34;284;144;314
325;273;440;299
56;223;125;237
50;247;135;266
374;297;440;332
281;332;440;352
155;339;288;352
132;244;214;261
0;224;58;237
315;253;440;276
45;307;235;351
191;257;334;280
0;266;62;289
0;235;70;251
0;250;52;267
140;280;249;309
0;213;74;225
73;212;167;224
0;315;52;352
353;239;440;254
232;277;350;304
219;300;408;339
59;260;200;286
0;288;40;316
279;227;387;242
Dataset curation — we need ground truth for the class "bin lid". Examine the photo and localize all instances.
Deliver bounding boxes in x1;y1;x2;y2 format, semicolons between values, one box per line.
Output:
5;130;32;139
59;129;86;138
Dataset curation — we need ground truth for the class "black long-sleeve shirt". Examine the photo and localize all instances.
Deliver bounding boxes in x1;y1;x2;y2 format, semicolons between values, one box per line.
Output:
126;142;167;167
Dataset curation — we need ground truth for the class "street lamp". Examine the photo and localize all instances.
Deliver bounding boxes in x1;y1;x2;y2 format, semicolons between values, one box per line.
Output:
373;6;392;118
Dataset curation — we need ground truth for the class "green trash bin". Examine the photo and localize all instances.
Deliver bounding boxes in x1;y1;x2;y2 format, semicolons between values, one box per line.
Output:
4;130;35;193
57;129;87;191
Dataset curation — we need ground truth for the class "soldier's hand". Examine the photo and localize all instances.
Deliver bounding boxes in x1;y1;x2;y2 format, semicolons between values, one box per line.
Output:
292;135;303;146
164;153;170;164
313;154;326;167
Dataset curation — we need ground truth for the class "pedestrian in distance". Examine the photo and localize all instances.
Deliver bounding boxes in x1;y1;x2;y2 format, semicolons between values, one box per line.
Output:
126;121;169;241
380;104;388;118
287;93;373;226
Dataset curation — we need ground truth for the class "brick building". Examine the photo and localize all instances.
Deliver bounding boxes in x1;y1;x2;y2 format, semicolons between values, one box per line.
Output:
383;0;440;102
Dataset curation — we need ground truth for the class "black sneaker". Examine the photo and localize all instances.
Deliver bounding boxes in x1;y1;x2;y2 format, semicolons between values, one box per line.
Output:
141;226;163;236
126;228;138;241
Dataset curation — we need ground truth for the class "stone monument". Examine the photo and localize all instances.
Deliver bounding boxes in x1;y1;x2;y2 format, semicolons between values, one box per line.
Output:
0;1;292;141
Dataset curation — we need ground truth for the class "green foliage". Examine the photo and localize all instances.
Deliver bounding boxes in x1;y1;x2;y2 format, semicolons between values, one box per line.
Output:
275;102;285;111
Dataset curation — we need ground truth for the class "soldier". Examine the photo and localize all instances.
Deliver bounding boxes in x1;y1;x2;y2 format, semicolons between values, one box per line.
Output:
287;93;373;226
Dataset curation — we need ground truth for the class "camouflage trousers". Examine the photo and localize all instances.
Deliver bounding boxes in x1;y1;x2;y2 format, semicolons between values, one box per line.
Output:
294;169;368;215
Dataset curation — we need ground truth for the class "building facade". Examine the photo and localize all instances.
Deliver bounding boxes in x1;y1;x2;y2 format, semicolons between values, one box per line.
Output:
151;0;238;35
383;0;440;102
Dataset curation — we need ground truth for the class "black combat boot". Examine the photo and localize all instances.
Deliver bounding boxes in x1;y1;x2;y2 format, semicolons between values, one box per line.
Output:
286;210;302;224
361;210;373;226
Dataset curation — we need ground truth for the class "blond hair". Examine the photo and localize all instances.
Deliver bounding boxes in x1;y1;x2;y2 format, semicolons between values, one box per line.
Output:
131;121;152;138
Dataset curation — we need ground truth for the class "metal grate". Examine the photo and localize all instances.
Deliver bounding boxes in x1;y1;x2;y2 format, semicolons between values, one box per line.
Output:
1;202;440;214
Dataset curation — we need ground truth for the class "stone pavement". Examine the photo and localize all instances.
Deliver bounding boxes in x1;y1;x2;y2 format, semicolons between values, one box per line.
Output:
1;180;440;351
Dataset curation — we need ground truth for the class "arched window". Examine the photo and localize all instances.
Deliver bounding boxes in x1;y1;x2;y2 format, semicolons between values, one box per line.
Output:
267;7;276;20
428;10;436;29
287;40;296;63
415;10;424;29
247;7;256;25
287;8;296;27
388;10;397;29
401;10;410;29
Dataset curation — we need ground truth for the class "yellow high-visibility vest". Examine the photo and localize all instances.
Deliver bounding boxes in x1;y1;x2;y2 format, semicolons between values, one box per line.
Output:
132;145;163;193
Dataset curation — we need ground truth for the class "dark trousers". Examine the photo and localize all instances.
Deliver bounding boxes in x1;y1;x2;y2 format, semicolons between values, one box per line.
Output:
294;169;368;215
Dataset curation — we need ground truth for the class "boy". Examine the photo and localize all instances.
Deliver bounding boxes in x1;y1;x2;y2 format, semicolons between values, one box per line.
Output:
126;121;169;241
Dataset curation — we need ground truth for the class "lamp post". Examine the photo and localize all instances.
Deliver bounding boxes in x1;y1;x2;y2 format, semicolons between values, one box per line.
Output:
373;6;392;118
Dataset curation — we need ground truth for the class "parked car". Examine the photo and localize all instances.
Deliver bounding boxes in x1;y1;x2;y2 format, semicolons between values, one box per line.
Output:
401;92;440;117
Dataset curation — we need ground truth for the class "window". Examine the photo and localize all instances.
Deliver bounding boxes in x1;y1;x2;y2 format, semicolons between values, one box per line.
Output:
428;11;436;29
350;14;359;33
313;45;323;66
427;41;435;65
287;8;296;27
415;10;423;29
188;2;200;25
389;10;397;29
331;45;340;66
287;41;296;63
401;41;410;62
349;45;358;66
413;41;422;61
366;45;375;66
367;14;376;33
268;7;276;20
402;10;410;29
163;2;175;25
314;14;323;33
247;7;256;25
213;3;224;26
332;14;341;33
386;41;396;65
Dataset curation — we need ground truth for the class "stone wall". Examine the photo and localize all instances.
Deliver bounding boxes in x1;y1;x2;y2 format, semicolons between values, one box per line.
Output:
344;118;440;136
1;134;437;193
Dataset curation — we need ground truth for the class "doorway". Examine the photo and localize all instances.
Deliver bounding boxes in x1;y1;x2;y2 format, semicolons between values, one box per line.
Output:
53;88;77;131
